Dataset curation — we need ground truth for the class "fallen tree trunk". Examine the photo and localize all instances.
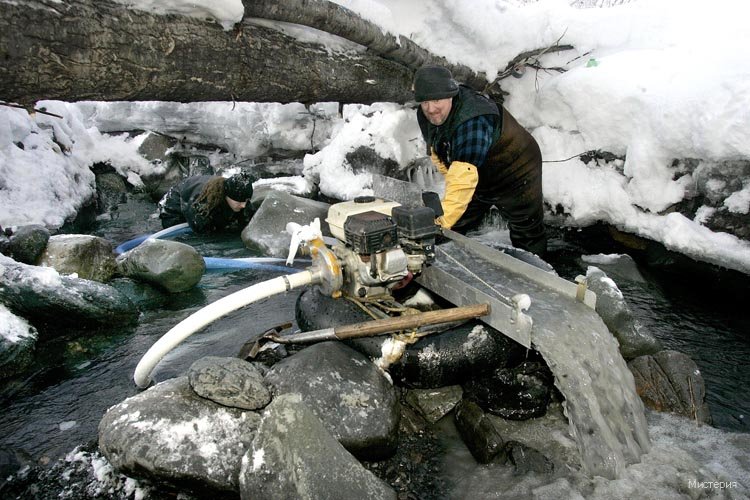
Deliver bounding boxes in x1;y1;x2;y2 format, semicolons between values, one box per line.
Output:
244;0;490;92
0;0;413;105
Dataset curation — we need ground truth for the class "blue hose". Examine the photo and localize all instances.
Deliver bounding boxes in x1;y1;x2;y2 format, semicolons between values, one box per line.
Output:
115;223;304;273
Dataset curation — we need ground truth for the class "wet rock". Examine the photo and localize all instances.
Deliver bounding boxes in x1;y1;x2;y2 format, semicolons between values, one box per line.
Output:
188;356;271;411
99;376;261;493
108;277;169;310
94;170;128;213
586;266;662;359
0;254;137;330
454;399;505;464
264;341;400;461
5;224;50;264
462;361;553;420
296;288;522;389
0;304;37;379
241;191;331;257
628;350;712;424
115;238;205;293
240;393;396;500
504;441;555;475
39;234;117;282
404;385;462;424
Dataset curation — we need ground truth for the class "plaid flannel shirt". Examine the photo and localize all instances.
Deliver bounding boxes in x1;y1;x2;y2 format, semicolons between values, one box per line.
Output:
450;114;495;168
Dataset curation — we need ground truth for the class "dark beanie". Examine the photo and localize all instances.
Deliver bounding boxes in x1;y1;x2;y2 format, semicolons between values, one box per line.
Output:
224;172;255;201
413;66;459;102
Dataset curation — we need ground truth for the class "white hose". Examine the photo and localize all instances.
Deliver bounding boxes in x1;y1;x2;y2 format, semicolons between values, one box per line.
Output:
133;270;315;388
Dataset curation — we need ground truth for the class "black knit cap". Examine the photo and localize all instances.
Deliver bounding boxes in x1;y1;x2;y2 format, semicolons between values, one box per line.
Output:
224;172;255;201
413;65;459;102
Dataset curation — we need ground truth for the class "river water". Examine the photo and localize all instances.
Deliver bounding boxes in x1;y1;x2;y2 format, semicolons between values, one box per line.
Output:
0;194;748;497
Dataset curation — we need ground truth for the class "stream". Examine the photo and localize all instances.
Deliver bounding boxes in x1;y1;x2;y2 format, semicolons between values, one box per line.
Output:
0;193;748;497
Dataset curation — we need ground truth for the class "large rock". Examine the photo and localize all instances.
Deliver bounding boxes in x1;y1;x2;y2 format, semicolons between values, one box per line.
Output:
115;238;205;293
188;356;272;411
239;394;396;500
241;191;331;257
454;399;505;464
5;224;50;265
586;266;662;360
0;254;137;329
99;376;261;493
264;342;400;460
39;234;117;282
628;350;712;424
0;304;37;379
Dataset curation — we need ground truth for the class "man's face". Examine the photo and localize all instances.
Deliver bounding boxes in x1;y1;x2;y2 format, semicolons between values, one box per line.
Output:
420;98;453;126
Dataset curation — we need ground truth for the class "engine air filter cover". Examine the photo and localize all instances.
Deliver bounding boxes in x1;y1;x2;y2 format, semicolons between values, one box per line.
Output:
344;211;398;254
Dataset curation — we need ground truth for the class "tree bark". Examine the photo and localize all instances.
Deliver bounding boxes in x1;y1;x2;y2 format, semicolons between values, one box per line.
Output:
244;0;490;92
0;0;414;105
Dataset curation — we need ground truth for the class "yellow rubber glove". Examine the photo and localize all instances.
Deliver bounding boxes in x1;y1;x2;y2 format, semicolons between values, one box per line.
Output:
438;161;478;229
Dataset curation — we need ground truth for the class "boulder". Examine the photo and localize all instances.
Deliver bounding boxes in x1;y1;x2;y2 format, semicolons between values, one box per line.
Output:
239;393;396;500
99;376;261;493
188;356;272;411
586;266;662;360
115;238;205;293
6;224;50;265
94;169;128;213
0;304;37;379
462;361;554;420
0;254;137;330
404;385;463;424
628;350;712;424
39;234;117;282
264;341;400;460
454;399;505;464
241;191;331;258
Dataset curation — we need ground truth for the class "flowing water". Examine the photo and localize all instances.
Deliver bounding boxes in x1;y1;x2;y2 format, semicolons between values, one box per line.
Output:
0;197;748;496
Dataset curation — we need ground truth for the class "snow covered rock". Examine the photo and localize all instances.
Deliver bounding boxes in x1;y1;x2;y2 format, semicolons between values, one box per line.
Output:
188;356;272;411
115;238;205;293
240;191;331;258
0;303;37;379
99;376;261;493
264;342;400;461
239;393;396;500
586;266;662;360
0;254;137;329
39;234;116;282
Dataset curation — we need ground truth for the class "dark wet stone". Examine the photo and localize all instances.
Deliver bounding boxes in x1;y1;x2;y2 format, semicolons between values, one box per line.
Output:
462;361;553;420
188;356;271;411
6;224;50;265
99;376;260;493
628;350;712;424
454;399;505;464
264;341;399;461
404;385;462;424
504;441;555;474
39;234;117;282
115;239;205;293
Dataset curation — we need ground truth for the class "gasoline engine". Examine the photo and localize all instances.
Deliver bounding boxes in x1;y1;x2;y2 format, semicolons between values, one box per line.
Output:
325;196;439;299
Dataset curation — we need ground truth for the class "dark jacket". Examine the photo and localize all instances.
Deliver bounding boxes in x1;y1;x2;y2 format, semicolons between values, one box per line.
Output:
158;175;250;233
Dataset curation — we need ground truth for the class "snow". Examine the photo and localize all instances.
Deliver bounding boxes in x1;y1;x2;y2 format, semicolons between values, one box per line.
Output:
0;303;37;344
2;0;748;274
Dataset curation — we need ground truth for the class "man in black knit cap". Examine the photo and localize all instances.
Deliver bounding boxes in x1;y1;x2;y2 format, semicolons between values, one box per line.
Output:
414;65;547;256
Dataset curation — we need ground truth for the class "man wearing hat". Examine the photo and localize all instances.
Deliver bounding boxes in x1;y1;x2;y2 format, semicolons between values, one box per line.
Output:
157;172;256;233
414;65;547;256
